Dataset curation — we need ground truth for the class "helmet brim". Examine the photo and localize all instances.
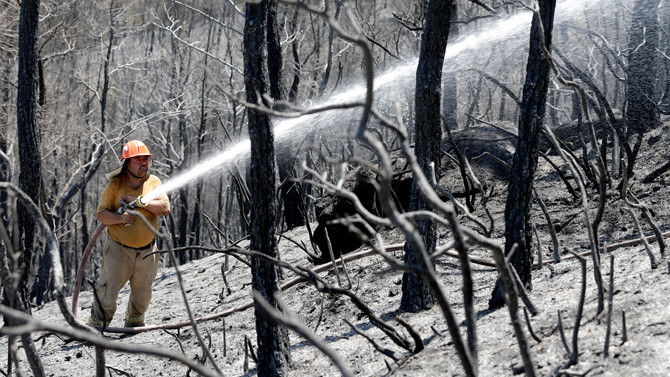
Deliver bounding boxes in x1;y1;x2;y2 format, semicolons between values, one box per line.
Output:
105;158;152;181
105;166;124;181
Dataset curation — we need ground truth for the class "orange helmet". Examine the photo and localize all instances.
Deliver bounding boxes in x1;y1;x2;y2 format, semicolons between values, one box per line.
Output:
120;140;153;162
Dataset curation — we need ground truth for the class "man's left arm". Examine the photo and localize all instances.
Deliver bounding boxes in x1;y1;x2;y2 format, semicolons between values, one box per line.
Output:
120;195;170;216
142;199;171;216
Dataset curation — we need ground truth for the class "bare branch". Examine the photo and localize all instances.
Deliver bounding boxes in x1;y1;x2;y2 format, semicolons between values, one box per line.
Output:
343;318;399;362
604;251;614;359
0;305;220;377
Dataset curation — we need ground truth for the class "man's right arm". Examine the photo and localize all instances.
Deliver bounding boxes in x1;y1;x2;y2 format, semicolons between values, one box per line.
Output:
97;209;134;225
97;179;135;225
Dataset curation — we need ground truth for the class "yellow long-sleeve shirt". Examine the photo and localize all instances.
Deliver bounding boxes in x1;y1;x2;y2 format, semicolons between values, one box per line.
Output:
97;175;170;248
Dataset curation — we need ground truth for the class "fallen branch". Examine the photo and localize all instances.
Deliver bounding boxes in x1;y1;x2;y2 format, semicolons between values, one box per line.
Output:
537;231;670;268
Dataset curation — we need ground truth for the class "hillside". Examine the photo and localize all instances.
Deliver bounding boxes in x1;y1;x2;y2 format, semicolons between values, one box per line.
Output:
2;122;670;377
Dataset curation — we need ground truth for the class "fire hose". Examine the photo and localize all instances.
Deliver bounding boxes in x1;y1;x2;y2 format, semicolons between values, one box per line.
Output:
71;196;146;318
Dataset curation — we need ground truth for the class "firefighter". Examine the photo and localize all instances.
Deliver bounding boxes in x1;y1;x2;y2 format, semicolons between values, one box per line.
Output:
88;140;170;328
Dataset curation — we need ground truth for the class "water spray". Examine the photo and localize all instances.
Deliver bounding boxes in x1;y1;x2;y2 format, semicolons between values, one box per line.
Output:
136;0;624;204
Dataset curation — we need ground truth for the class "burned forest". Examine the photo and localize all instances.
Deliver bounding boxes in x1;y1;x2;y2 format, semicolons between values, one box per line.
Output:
2;0;670;376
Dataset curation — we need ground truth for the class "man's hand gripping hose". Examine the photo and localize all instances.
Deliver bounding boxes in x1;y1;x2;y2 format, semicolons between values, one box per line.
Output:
119;196;148;226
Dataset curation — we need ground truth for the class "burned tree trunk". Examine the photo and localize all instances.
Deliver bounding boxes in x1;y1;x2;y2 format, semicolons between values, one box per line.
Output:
490;0;557;309
244;1;292;375
624;0;661;175
16;0;42;311
400;0;452;313
13;0;45;375
267;1;304;231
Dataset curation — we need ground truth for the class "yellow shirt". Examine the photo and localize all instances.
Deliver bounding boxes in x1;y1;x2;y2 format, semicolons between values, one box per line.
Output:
97;174;170;248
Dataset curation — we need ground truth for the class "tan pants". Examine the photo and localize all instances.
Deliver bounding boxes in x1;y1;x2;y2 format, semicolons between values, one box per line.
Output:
88;238;159;327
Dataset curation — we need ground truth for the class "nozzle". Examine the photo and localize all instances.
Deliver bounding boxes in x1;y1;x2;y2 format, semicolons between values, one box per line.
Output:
136;195;148;208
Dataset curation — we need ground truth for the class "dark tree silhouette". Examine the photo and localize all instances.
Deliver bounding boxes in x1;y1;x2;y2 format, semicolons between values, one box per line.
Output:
244;1;292;375
490;0;557;309
268;1;304;231
12;0;46;374
400;0;452;312
16;0;42;311
624;0;661;175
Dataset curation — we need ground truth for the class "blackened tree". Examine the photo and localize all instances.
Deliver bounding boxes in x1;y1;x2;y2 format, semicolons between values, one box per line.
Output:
400;0;452;312
244;1;292;375
14;0;46;374
490;0;557;309
268;1;304;231
17;0;42;312
624;0;661;176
